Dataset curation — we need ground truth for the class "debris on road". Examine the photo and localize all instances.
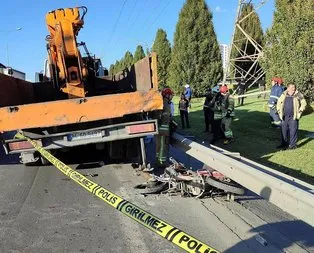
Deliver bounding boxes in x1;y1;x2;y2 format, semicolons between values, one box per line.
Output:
255;234;268;246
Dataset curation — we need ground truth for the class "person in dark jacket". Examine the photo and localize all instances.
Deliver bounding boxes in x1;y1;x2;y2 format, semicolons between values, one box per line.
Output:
268;77;285;127
257;76;266;99
237;79;246;106
209;90;224;144
276;83;307;150
179;94;190;129
203;88;214;132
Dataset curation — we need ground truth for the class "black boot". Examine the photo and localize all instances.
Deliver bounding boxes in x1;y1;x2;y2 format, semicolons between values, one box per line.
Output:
276;144;287;150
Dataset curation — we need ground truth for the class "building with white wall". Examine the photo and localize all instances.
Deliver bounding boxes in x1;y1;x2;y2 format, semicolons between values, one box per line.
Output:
219;44;229;73
0;63;26;80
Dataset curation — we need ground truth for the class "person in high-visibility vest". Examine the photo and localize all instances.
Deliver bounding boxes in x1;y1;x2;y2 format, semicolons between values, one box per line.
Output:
155;88;174;167
210;85;235;145
220;85;235;144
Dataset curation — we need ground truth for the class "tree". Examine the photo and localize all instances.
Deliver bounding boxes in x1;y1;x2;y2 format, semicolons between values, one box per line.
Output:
109;64;115;75
168;0;223;96
231;3;264;80
262;0;314;101
145;47;151;57
133;45;146;63
152;29;172;89
123;51;134;69
114;60;121;74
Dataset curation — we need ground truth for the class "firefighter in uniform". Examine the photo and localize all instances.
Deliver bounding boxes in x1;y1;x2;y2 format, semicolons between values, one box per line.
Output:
155;88;174;167
220;85;235;144
210;85;235;144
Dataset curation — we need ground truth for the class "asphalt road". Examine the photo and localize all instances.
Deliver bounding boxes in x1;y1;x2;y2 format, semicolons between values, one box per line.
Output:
0;144;313;253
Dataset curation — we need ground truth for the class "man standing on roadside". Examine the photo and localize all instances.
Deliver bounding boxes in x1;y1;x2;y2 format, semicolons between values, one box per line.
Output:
184;84;192;107
220;85;235;144
237;79;246;106
268;77;285;127
203;88;214;132
276;83;306;150
210;87;224;144
178;94;190;129
257;76;266;99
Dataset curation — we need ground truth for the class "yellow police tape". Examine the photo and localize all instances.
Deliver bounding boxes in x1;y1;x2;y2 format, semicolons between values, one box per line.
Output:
16;133;219;253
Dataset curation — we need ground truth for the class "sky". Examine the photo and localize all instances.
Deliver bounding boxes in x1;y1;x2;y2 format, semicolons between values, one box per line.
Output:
0;0;275;81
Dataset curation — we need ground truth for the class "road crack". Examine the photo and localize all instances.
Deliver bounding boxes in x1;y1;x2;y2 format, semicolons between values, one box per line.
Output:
200;200;251;250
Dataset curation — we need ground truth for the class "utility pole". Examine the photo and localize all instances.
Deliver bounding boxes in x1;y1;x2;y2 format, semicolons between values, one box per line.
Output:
0;27;22;67
223;0;268;91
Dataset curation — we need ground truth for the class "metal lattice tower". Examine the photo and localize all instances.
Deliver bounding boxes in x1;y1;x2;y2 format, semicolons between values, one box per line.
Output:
223;0;268;90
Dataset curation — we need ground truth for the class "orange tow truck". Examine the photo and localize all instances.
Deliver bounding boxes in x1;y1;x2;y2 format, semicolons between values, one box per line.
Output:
0;6;163;166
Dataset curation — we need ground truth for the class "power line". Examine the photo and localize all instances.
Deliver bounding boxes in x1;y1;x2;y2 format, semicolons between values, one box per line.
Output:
107;0;128;44
127;0;150;34
107;0;141;58
141;0;164;32
101;0;128;63
102;0;169;65
110;1;161;57
144;0;171;34
126;0;138;26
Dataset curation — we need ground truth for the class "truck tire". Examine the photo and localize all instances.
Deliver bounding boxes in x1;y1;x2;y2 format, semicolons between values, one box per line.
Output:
23;161;39;166
205;176;245;195
40;156;50;166
40;150;56;166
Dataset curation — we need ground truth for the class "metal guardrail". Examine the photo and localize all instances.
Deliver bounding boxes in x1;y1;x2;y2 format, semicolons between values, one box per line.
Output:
171;133;314;227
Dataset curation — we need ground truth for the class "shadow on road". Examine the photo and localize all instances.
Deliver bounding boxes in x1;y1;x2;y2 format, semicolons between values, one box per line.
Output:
224;219;314;252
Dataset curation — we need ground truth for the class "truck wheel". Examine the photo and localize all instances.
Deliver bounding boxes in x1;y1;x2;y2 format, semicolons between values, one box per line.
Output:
23;161;39;166
40;156;50;166
40;150;56;165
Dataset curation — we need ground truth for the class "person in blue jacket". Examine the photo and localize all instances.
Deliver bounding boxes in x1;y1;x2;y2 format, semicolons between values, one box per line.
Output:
184;84;192;107
268;77;285;127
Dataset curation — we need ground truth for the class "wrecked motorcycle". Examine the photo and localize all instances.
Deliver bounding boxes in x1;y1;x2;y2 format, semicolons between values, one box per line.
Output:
138;157;245;198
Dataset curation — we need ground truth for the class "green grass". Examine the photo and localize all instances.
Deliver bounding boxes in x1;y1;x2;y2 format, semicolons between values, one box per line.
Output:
173;95;314;185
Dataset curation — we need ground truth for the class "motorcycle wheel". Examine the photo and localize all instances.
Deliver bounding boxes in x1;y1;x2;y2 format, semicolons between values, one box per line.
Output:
205;176;245;195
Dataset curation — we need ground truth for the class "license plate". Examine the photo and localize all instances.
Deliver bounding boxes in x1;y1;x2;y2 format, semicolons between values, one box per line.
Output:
126;123;155;134
68;130;102;141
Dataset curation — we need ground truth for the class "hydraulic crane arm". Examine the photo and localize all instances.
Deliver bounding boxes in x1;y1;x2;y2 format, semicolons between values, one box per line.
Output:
45;6;88;98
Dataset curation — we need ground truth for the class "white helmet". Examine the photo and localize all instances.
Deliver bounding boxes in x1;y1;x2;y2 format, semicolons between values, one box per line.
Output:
184;84;190;88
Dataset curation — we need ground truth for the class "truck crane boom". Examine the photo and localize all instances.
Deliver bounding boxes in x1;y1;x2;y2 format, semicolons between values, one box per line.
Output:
46;6;89;98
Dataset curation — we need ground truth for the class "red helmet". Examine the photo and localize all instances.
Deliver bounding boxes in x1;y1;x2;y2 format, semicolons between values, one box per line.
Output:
271;77;278;82
161;88;174;97
271;77;283;84
220;85;228;93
